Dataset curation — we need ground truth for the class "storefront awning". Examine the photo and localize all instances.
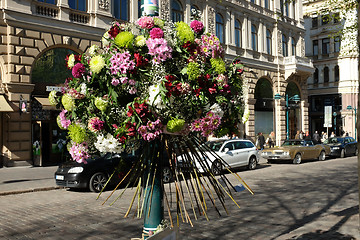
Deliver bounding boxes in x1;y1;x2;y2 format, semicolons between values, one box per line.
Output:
34;97;57;110
0;95;15;112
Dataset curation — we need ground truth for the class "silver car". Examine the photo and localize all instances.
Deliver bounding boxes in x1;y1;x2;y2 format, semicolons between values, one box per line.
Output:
178;139;260;175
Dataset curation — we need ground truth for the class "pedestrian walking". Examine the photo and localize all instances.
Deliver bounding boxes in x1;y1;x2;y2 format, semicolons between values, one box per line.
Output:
313;131;320;144
330;131;335;137
266;131;275;148
295;130;300;139
257;132;266;150
304;131;311;140
321;131;328;143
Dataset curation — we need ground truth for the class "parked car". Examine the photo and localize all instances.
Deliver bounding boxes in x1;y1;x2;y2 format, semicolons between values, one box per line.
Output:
178;139;260;175
323;136;358;158
261;139;331;164
55;152;137;192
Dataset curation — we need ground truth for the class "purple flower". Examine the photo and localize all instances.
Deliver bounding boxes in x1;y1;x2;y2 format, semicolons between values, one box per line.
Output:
150;28;164;39
190;20;204;34
72;63;85;78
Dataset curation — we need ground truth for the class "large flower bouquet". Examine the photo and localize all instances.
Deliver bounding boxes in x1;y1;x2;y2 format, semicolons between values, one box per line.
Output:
50;16;250;229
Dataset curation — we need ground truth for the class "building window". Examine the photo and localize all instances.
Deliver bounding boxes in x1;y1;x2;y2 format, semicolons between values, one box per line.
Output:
266;29;272;55
334;65;340;82
68;0;86;11
38;0;56;4
314;68;319;84
216;13;225;44
333;12;340;23
251;24;257;51
322;38;330;55
291;37;296;56
292;1;296;19
190;5;200;18
264;0;269;9
171;0;183;22
334;37;341;52
284;0;289;16
280;0;284;15
321;14;330;25
235;20;241;47
113;0;128;21
324;67;329;82
282;34;288;57
313;40;318;56
312;17;318;28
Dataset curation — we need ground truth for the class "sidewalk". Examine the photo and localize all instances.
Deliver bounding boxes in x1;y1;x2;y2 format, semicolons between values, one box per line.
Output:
0;165;61;195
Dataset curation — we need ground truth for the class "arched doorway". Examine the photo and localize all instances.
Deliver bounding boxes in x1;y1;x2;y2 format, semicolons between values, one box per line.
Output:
31;47;78;166
254;78;274;138
285;82;301;139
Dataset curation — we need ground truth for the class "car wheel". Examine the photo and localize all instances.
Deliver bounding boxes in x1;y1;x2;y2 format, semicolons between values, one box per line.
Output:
163;166;172;183
318;151;326;161
248;156;257;170
211;160;222;175
89;172;108;193
340;149;345;158
293;153;302;164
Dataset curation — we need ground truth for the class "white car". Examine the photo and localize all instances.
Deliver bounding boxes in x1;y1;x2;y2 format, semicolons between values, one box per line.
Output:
177;139;260;175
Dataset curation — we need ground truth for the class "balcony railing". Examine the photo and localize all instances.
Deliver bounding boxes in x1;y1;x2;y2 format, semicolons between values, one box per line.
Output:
69;11;89;24
33;2;59;18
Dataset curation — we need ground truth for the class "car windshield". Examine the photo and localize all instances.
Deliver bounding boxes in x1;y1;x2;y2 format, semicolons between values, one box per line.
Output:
325;138;344;144
282;140;302;146
202;140;225;152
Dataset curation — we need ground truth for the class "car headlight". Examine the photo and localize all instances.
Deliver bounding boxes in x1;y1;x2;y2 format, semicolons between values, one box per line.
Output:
283;152;290;155
68;167;84;173
333;147;340;150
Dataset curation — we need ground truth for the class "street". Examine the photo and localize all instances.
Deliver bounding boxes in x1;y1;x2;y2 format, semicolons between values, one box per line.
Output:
0;156;358;240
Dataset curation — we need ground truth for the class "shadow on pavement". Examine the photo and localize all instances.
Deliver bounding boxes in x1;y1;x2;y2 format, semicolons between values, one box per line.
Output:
290;229;357;240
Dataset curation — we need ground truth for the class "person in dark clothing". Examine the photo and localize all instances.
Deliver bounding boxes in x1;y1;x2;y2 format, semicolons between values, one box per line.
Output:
304;131;311;140
257;132;266;150
313;131;320;144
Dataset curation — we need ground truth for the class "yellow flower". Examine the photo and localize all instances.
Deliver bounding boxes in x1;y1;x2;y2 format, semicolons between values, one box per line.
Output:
89;55;105;74
202;47;208;52
209;40;214;45
67;54;75;68
135;35;146;47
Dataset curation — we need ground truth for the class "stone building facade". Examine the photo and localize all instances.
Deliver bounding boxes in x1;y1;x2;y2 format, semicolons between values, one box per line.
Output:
0;0;312;166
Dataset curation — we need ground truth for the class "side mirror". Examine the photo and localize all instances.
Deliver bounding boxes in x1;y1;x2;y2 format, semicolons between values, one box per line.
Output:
224;148;230;153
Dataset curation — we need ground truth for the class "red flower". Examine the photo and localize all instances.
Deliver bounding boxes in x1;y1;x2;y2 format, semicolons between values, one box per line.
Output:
209;87;217;94
194;87;202;97
118;136;127;144
127;106;134;117
108;26;120;38
134;53;148;68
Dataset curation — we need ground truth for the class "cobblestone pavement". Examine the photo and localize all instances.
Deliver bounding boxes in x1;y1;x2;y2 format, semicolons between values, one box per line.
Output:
0;156;358;240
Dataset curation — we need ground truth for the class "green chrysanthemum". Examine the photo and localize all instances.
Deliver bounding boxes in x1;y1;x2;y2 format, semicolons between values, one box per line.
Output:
154;18;165;28
48;90;58;106
187;62;200;81
56;115;66;130
115;31;134;49
61;94;75;111
89;55;105;74
68;123;88;144
95;97;108;112
135;35;146;47
167;118;185;133
210;58;226;74
176;22;195;44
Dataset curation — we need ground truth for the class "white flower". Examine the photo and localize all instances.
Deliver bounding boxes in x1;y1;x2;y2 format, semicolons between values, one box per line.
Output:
67;54;75;68
210;103;224;117
88;45;99;56
80;83;87;95
242;108;250;123
148;84;165;109
94;134;123;153
102;32;110;46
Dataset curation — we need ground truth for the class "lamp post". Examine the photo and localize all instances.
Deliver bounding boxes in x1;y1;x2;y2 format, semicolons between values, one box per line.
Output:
347;105;357;140
274;93;301;139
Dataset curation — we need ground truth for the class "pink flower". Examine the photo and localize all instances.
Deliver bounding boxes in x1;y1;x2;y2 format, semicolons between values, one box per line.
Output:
69;142;90;163
150;28;164;39
111;78;120;86
72;63;85;78
190;20;204;34
129;87;137;95
120;77;128;84
88;117;105;132
128;79;136;85
137;16;154;29
59;110;71;129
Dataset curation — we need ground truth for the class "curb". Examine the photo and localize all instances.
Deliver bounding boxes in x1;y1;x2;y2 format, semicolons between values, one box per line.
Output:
0;186;65;196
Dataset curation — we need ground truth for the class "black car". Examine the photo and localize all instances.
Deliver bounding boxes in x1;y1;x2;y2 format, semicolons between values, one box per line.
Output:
324;137;358;158
55;153;137;192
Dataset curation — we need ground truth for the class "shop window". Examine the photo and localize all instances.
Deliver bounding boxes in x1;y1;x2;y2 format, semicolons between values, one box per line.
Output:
235;19;241;47
113;0;128;21
171;0;183;22
216;13;225;44
68;0;86;11
251;24;257;51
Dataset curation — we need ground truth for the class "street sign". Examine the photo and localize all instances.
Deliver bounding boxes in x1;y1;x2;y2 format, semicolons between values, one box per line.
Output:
324;106;332;127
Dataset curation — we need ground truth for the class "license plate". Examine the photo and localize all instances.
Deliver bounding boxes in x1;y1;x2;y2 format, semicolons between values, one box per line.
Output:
269;156;279;159
56;175;64;180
